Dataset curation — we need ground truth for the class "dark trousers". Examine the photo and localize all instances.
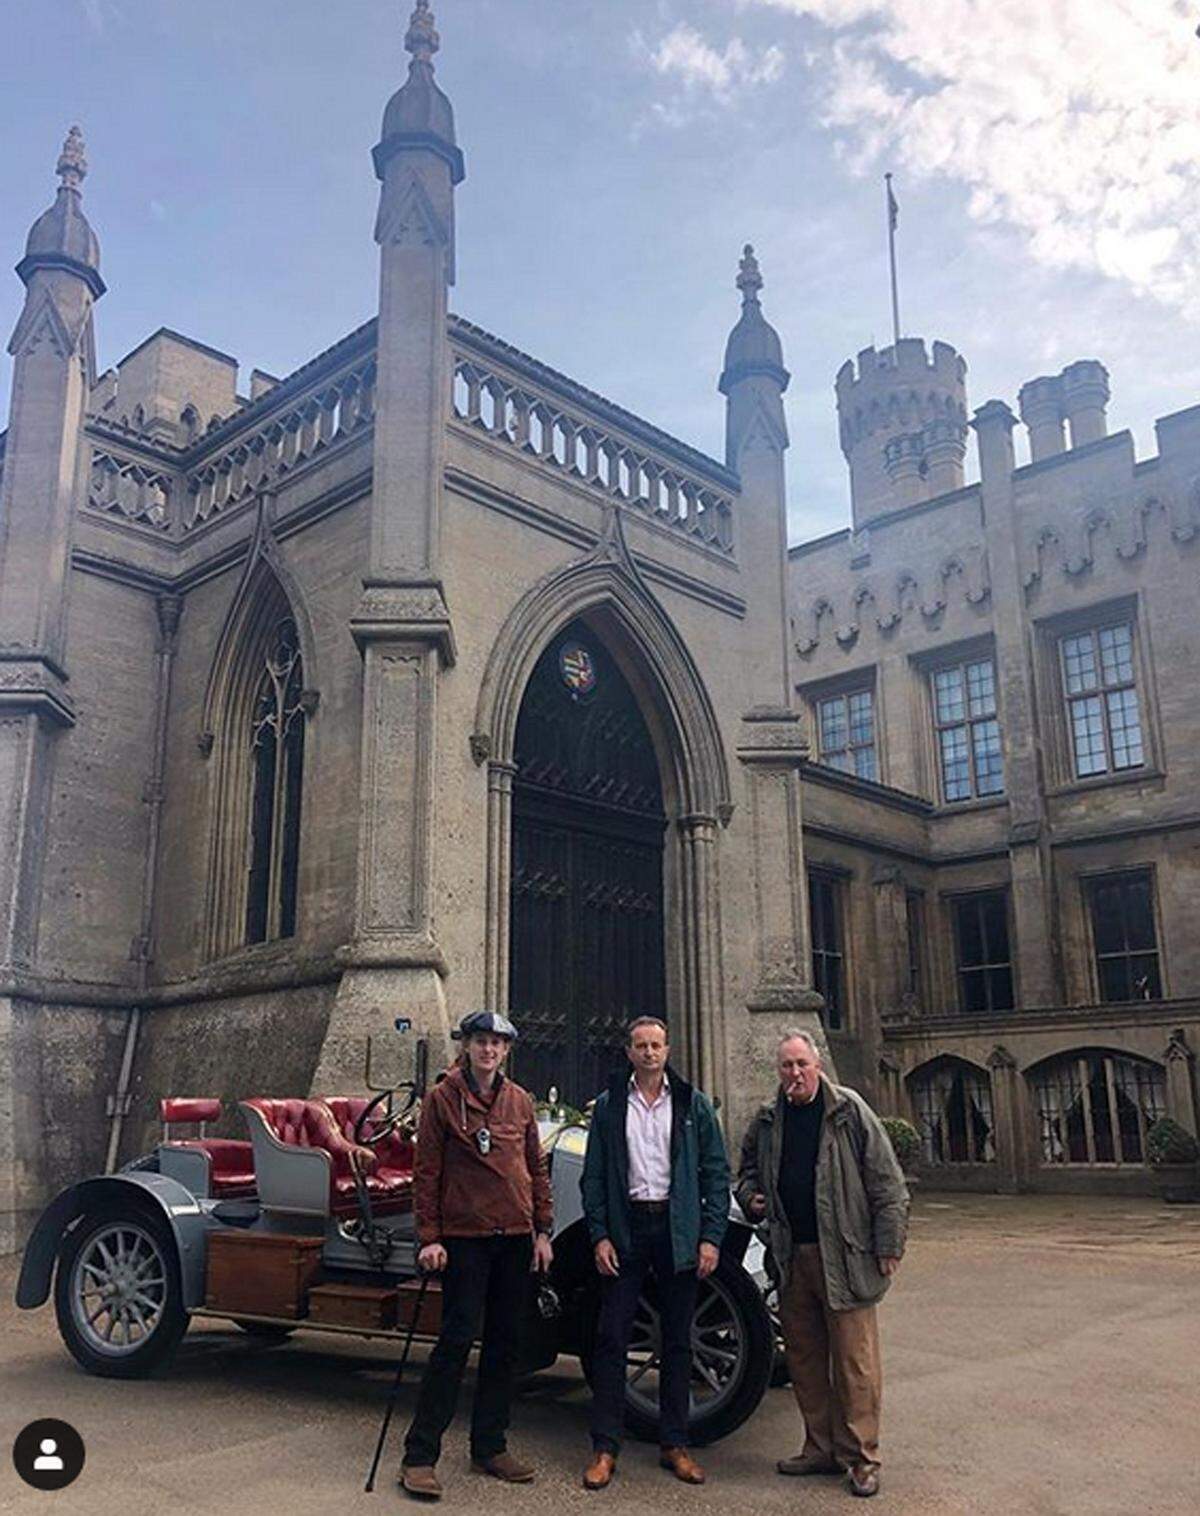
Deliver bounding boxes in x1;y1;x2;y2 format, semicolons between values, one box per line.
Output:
403;1234;532;1467
589;1207;698;1453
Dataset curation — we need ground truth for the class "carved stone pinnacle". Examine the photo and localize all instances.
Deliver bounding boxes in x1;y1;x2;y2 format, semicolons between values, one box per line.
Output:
57;125;87;191
405;1;439;65
737;243;762;300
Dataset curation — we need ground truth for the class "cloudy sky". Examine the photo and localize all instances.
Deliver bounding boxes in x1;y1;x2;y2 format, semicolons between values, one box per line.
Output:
2;1;1198;543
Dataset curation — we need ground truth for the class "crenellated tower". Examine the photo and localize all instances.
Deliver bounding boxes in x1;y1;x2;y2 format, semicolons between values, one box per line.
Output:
835;337;968;527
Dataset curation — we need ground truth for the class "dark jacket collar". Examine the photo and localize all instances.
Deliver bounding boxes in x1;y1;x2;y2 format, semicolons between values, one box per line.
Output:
760;1072;847;1125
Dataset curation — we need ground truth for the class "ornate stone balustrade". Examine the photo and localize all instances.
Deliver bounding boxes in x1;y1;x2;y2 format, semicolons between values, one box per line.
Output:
448;325;736;557
183;353;376;532
86;448;174;532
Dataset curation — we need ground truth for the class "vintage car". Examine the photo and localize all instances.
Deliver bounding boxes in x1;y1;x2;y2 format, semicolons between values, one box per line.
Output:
16;1038;776;1446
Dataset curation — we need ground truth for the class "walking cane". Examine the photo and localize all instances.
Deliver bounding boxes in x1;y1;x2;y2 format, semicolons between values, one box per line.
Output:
364;1269;433;1493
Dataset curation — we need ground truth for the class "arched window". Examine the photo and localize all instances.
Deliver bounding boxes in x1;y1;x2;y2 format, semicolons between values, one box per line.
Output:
910;1058;995;1164
1030;1051;1166;1167
203;568;309;960
244;616;305;944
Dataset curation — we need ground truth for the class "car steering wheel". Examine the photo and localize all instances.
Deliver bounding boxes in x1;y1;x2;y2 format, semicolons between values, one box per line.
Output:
353;1083;419;1149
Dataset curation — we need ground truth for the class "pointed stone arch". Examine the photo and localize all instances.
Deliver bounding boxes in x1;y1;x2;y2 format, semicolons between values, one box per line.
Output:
472;505;733;1086
200;498;319;748
200;499;318;959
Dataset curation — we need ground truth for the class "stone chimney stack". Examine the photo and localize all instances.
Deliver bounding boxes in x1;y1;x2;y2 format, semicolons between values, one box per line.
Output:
1061;360;1110;448
1017;360;1110;461
835;338;968;528
1017;375;1065;462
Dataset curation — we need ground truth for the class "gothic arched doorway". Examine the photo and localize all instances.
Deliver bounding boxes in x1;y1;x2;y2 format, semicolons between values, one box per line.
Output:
508;619;666;1106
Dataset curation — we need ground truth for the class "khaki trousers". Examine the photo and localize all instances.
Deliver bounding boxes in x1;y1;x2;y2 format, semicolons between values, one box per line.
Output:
778;1243;882;1471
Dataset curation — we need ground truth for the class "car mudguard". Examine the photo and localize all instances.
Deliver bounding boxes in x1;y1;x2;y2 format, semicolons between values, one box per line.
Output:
16;1172;210;1311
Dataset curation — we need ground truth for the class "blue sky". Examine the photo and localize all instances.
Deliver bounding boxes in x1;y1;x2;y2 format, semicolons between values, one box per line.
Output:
2;1;1198;543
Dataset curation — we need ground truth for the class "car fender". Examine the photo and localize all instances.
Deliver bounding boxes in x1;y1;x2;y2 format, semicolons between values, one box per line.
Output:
16;1172;210;1311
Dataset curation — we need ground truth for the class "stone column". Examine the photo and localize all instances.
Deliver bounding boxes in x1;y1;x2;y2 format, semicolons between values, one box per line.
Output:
0;131;103;1251
987;1044;1022;1193
314;7;464;1090
1163;1029;1198;1137
737;710;827;1060
972;401;1058;1008
679;813;726;1102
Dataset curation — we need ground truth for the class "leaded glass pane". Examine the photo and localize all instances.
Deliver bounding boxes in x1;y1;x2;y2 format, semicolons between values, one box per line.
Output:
1070;695;1107;775
939;725;971;801
819;696;847;756
933;666;965;724
1098;623;1133;686
972;718;1005;795
965;659;996;717
853;745;878;781
1061;633;1098;695
1106;687;1143;768
848;690;874;746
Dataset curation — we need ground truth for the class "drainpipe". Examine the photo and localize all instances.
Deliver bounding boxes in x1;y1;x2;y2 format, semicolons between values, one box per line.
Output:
105;594;182;1172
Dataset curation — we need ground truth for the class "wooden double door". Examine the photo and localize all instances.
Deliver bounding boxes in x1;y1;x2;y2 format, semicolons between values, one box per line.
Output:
508;623;666;1108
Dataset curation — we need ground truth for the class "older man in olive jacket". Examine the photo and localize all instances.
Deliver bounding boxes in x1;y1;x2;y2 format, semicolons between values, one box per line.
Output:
737;1030;908;1500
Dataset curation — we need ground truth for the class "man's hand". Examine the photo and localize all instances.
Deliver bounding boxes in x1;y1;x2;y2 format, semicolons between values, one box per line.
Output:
877;1255;901;1277
744;1192;767;1221
697;1242;719;1280
532;1233;554;1273
418;1242;448;1273
594;1239;620;1277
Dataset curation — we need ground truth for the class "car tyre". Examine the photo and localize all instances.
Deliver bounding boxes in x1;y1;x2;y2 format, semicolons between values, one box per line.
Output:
579;1252;774;1447
54;1203;188;1378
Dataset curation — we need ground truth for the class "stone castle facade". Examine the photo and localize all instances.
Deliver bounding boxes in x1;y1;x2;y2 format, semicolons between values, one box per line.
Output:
1;4;1196;1248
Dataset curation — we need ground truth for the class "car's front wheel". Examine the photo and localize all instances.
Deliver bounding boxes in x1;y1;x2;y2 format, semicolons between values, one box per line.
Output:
54;1204;188;1378
581;1252;774;1446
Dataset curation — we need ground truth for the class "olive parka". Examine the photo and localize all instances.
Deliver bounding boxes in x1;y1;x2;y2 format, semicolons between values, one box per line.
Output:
581;1067;729;1273
736;1074;909;1310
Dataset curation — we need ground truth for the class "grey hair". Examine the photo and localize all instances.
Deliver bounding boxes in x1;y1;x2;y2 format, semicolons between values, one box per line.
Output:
777;1028;821;1057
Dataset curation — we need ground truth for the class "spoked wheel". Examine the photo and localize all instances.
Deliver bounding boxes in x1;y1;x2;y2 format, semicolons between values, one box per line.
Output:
54;1206;188;1378
583;1254;774;1446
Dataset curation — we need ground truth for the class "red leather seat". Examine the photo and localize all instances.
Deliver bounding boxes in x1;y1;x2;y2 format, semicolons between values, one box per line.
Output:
159;1097;256;1199
242;1097;382;1216
322;1097;415;1216
170;1138;258;1198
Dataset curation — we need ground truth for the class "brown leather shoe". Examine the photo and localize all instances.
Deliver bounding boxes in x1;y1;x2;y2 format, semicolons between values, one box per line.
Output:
471;1451;535;1483
399;1464;443;1500
777;1452;841;1476
659;1447;706;1484
848;1463;880;1497
583;1451;617;1490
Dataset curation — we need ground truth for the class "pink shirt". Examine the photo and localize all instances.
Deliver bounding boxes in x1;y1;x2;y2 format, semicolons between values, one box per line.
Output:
626;1074;672;1200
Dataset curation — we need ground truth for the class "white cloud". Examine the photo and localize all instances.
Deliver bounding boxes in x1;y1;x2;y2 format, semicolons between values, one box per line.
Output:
636;21;785;123
749;0;1200;317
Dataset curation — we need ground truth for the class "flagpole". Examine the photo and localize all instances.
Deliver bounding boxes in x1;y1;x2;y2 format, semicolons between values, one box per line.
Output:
885;172;901;349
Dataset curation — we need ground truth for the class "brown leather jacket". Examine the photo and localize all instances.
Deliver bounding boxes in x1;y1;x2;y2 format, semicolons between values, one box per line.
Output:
413;1064;553;1246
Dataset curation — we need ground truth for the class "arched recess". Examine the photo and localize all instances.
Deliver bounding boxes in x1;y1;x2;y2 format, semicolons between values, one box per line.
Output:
1024;1046;1166;1169
471;507;733;1089
200;506;319;959
906;1054;996;1166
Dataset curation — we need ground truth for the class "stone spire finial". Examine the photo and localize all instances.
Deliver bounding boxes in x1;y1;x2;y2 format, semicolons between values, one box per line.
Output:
56;126;88;193
404;1;439;66
737;243;763;302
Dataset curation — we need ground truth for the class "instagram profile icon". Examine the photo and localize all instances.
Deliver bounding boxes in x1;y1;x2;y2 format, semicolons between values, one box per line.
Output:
13;1418;86;1491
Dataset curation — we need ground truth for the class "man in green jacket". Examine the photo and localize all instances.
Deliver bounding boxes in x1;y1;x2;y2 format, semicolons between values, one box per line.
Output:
580;1016;729;1490
737;1030;908;1500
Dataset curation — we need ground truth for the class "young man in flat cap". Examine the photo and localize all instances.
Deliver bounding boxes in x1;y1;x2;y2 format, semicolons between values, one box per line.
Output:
399;1011;553;1500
